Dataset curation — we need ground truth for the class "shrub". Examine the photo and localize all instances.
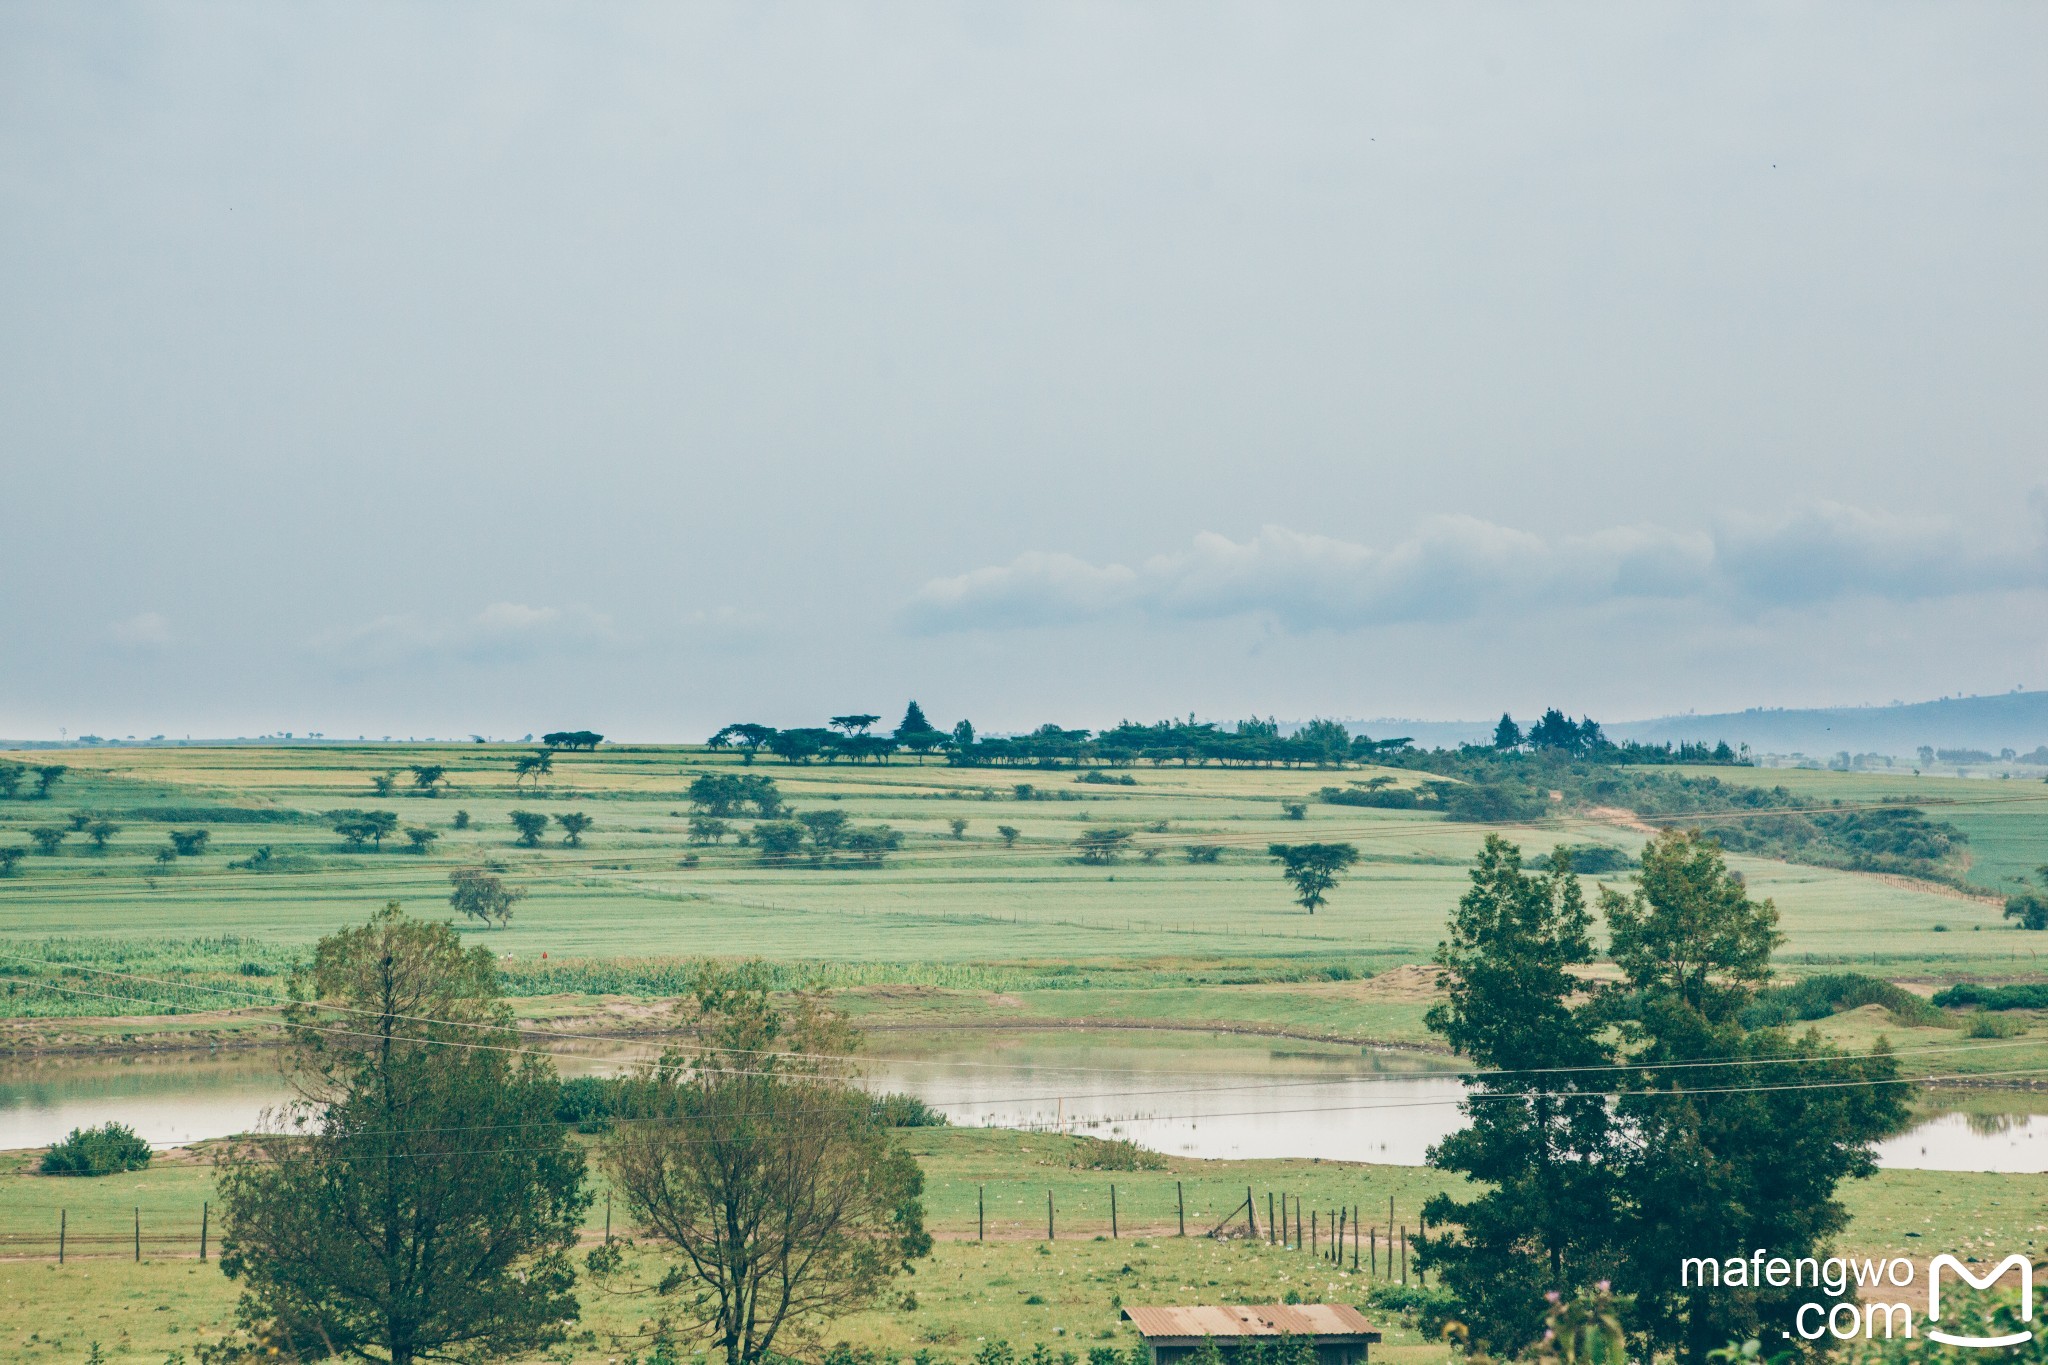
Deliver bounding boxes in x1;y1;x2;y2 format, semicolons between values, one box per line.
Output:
1933;982;2048;1011
40;1122;152;1176
870;1092;950;1127
1966;1011;2028;1038
1528;843;1634;874
1740;972;1945;1028
1065;1135;1164;1170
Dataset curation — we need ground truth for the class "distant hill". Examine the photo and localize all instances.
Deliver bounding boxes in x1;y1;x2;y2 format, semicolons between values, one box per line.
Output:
1326;691;2048;759
1607;690;2048;758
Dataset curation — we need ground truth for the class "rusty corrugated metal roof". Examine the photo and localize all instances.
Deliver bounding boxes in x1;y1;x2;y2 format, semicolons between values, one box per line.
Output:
1121;1305;1380;1341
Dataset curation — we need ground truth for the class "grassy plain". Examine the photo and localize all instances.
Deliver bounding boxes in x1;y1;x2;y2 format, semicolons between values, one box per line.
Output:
0;1129;2039;1365
3;744;2047;1361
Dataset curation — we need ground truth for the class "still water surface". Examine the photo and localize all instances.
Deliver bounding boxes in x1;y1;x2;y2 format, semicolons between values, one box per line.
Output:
1;1032;2040;1172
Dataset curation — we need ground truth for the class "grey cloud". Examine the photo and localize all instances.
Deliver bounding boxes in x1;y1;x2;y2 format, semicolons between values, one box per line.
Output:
307;603;621;669
904;504;2046;633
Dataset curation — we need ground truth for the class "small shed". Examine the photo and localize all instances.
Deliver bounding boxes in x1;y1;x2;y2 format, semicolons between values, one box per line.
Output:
1121;1305;1382;1365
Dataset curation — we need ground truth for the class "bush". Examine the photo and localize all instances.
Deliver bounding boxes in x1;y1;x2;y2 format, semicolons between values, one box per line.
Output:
1528;843;1634;874
870;1092;950;1128
1932;982;2048;1011
40;1122;152;1176
1064;1135;1164;1170
1966;1010;2028;1038
1740;972;1946;1028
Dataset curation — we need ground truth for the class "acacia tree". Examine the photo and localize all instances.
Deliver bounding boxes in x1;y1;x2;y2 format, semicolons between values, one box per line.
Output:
512;750;553;790
508;810;549;848
33;763;67;798
407;764;448;797
168;828;211;856
554;811;593;847
599;970;930;1365
0;845;24;876
448;866;525;927
84;818;121;851
215;905;589;1365
1266;841;1359;913
28;826;66;855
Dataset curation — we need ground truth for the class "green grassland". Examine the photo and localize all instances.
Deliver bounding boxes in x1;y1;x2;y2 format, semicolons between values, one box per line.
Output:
0;1128;2037;1365
0;744;2036;983
3;744;2046;1361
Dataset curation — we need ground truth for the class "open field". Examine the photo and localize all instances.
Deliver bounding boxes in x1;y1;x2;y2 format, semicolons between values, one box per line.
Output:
2;744;2040;986
4;744;2047;1360
0;1128;2038;1365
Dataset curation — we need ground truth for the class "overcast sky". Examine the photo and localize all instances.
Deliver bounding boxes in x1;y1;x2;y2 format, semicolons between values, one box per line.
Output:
3;3;2044;740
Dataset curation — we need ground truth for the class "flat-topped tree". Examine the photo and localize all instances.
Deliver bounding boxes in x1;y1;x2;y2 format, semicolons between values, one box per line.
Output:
407;764;448;796
828;714;881;735
1267;841;1359;913
33;764;66;798
540;730;603;750
708;723;777;763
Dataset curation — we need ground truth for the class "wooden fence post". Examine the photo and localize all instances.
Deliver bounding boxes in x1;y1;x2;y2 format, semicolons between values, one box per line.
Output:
978;1186;985;1242
1047;1190;1055;1241
1246;1186;1256;1239
605;1192;612;1244
58;1210;66;1265
135;1206;141;1262
200;1201;209;1261
1111;1185;1118;1239
1267;1192;1276;1244
1369;1225;1375;1277
1400;1226;1408;1285
1176;1181;1184;1237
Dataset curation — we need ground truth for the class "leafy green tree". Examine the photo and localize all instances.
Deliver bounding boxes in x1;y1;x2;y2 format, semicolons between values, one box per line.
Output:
1599;830;1907;1361
402;826;440;854
766;728;830;764
1493;713;1523;750
688;773;743;815
1266;842;1359;913
1280;801;1307;819
689;815;730;844
951;718;975;749
28;826;66;855
554;811;593;847
168;828;211;856
153;845;179;872
996;824;1020;847
508;810;549;848
371;771;397;797
33;763;67;798
599;969;929;1365
798;808;850;851
753;821;806;863
948;817;968;839
1184;844;1222;863
709;723;777;763
407;764;448;796
2004;865;2048;930
512;750;553;789
1419;837;1617;1354
451;809;470;829
448;866;525;927
0;761;22;798
844;825;905;866
328;809;398;851
84;818;121;851
829;714;881;735
215;905;589;1365
738;774;785;817
1073;828;1132;865
1296;717;1352;766
0;844;23;876
541;729;603;750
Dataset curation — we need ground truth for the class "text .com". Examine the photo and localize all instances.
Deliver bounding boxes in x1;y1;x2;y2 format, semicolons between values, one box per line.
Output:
1681;1251;2037;1348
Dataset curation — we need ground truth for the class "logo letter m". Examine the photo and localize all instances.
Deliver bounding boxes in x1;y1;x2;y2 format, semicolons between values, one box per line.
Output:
1928;1254;2034;1349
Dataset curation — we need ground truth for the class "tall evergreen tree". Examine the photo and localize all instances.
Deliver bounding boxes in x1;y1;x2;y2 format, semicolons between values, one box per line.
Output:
1492;713;1523;750
1419;837;1617;1353
1600;831;1907;1361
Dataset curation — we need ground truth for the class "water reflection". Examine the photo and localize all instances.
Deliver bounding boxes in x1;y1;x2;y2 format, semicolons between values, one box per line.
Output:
2;1034;2042;1173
